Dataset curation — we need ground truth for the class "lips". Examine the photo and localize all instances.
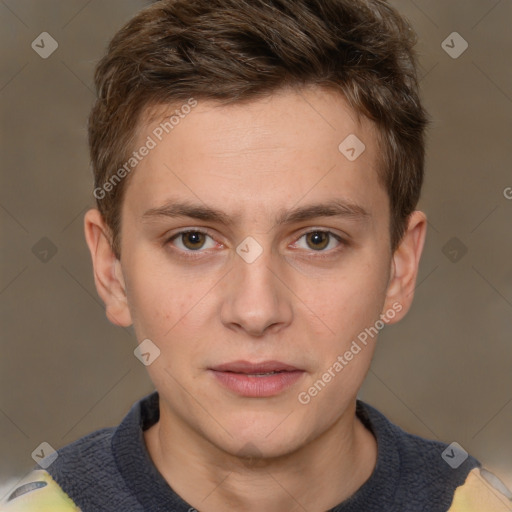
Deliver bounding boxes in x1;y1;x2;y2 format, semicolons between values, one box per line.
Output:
210;360;302;374
209;360;305;397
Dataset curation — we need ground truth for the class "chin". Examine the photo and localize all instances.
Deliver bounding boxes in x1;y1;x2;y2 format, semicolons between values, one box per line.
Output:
228;437;300;464
216;421;305;460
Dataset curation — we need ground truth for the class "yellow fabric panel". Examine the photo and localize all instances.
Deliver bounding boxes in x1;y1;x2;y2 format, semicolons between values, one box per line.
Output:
2;466;511;511
448;468;512;512
0;470;80;512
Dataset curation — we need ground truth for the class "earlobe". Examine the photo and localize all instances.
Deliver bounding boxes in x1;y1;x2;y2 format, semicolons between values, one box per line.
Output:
84;209;133;327
382;210;427;324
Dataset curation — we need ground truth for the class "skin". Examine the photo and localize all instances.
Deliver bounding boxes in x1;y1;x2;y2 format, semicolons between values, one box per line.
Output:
84;86;427;512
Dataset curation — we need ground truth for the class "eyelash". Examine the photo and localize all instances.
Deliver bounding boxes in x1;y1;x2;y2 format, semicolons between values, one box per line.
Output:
165;229;347;261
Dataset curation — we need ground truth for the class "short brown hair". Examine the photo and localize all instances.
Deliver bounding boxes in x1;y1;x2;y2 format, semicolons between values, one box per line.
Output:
89;0;428;258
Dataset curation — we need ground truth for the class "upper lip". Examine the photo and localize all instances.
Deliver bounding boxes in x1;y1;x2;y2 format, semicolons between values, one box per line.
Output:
210;360;302;373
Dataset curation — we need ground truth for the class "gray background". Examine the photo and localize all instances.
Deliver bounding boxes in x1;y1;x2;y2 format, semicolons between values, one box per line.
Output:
1;0;511;498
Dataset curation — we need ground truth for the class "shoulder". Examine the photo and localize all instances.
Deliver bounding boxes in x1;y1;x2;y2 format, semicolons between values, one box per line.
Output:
2;395;157;512
358;401;512;510
357;401;478;508
2;426;119;512
43;426;124;502
50;426;115;463
0;470;80;511
358;400;480;480
448;467;512;511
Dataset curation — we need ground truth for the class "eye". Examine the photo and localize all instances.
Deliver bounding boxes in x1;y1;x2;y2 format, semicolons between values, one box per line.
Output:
165;228;345;259
168;230;218;252
292;230;343;252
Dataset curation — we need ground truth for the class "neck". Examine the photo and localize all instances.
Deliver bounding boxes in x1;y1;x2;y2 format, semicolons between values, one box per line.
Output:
144;400;377;512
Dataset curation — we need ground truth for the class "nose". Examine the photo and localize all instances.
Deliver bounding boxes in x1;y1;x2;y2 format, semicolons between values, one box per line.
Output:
219;241;293;337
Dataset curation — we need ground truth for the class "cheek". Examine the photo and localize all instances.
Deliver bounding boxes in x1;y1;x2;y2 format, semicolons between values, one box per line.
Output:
124;261;204;340
295;268;387;420
307;261;389;336
294;262;389;401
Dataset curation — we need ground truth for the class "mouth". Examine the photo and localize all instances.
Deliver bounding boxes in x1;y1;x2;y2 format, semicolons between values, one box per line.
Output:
210;360;302;373
209;360;305;397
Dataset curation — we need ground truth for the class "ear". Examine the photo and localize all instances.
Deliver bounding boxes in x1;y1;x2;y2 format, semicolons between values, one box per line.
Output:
84;208;133;327
382;210;427;324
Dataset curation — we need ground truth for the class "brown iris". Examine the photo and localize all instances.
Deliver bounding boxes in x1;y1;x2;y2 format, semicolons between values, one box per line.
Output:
305;231;330;251
182;232;207;250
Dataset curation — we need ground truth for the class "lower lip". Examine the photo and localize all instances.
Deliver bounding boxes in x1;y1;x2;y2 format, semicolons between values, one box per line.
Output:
210;370;305;397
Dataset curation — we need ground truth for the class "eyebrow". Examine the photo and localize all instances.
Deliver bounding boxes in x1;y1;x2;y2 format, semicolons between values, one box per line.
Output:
142;198;370;226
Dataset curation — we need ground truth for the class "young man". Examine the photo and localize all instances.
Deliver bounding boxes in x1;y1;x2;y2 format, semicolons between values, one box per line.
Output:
2;0;511;511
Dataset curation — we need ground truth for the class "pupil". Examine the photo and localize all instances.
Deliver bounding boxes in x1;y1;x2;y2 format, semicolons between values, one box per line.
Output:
185;232;204;249
308;232;328;250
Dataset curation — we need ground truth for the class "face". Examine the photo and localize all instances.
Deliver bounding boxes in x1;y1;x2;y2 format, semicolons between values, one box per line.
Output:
86;86;426;460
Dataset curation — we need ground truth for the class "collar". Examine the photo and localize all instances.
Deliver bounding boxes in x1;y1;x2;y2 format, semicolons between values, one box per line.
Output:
112;391;401;511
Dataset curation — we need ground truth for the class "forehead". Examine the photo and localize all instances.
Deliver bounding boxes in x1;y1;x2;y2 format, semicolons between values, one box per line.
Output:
123;86;387;225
